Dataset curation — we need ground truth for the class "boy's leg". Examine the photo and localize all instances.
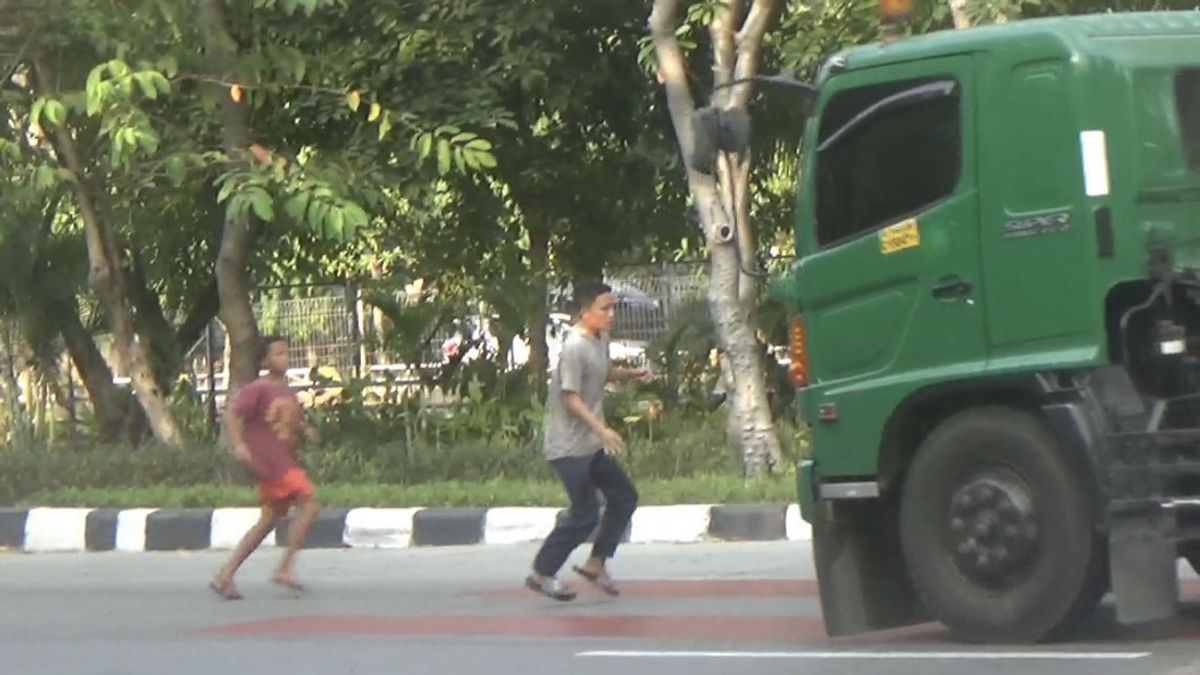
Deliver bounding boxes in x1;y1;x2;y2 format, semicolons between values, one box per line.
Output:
211;506;277;598
580;450;639;576
274;495;319;588
273;468;320;588
530;455;600;582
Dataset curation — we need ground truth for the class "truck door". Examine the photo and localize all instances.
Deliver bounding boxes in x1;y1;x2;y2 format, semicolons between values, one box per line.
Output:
795;54;986;477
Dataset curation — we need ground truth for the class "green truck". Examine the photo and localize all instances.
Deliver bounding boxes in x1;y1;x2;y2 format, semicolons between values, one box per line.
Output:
764;11;1200;643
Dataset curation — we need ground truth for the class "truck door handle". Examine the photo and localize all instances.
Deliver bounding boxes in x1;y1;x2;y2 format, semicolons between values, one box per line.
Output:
932;276;973;300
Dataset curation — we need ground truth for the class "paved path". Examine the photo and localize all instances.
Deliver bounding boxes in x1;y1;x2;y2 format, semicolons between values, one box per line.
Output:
2;541;1200;675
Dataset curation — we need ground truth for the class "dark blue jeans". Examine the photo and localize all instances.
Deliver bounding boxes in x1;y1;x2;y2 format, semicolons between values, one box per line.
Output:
532;449;639;577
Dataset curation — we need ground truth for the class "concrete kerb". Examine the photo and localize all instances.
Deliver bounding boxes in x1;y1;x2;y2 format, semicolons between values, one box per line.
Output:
5;504;811;553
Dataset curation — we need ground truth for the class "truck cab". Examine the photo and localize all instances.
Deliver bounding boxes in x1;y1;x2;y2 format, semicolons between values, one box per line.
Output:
771;11;1200;642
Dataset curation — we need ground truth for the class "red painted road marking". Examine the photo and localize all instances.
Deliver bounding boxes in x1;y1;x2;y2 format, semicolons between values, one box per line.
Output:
470;579;819;598
196;614;830;641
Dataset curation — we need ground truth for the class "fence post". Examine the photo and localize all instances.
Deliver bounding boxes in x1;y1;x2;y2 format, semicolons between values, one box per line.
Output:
206;321;218;431
346;280;363;380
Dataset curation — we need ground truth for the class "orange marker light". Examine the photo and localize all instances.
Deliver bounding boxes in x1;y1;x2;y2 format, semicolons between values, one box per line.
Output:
879;0;914;20
789;316;811;388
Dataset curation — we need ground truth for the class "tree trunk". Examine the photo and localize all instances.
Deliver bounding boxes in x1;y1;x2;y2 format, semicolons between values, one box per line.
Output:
201;0;261;399
650;0;783;478
0;325;30;444
57;302;130;441
949;0;971;29
526;224;551;384
32;59;186;447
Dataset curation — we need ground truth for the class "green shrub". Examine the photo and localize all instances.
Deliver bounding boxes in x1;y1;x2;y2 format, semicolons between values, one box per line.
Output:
20;474;797;508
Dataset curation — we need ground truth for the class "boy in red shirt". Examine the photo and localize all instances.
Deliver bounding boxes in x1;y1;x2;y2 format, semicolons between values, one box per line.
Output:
209;335;321;600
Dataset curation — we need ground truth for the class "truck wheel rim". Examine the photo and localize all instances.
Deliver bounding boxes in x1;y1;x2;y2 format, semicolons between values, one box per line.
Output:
946;469;1039;589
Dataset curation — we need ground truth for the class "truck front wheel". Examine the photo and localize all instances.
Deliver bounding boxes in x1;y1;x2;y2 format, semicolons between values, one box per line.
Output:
899;406;1104;643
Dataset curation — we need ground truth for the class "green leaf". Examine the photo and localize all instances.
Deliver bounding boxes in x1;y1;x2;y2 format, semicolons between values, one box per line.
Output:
378;113;393;140
29;99;45;128
342;202;369;230
136;129;160;154
108;59;130;78
134;73;158;100
216;178;237;204
86;82;113;117
33;165;58;190
453;148;465;173
152;73;171;96
85;64;106;99
327;208;345;239
476;151;497;169
346;90;361;112
165;156;187;186
248;188;275;221
417;133;433;160
285;191;311;222
465;138;492;151
436;139;451;175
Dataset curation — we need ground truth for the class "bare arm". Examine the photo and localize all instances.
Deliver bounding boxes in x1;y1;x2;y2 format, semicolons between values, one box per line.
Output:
607;366;652;384
563;391;625;454
224;404;252;465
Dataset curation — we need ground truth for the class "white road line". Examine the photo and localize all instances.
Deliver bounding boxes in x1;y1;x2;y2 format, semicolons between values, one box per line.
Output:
577;650;1151;661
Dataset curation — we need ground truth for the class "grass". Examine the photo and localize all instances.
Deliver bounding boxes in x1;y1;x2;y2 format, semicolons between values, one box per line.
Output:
19;474;799;508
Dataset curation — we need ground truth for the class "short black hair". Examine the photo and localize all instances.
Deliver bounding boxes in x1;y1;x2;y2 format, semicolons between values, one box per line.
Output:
573;281;612;314
258;334;288;364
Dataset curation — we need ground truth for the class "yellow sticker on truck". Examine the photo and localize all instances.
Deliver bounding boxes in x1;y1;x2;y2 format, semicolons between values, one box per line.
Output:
880;218;920;254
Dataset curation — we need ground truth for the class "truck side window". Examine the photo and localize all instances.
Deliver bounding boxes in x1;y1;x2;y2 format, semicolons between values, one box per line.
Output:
815;77;962;247
1177;69;1200;171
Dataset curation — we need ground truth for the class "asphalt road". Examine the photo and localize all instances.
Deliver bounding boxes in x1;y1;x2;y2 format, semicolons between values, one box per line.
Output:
2;541;1200;675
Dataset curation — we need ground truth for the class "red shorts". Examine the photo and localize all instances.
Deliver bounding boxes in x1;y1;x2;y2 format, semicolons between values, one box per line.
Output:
258;468;315;517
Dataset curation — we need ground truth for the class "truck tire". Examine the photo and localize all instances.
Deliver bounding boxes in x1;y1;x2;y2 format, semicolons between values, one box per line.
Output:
899;406;1103;643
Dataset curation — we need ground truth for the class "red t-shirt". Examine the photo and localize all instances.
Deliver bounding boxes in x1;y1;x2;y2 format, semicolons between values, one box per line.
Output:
232;377;304;482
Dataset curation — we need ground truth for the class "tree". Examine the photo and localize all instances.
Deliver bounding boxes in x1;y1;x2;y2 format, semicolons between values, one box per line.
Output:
649;0;785;478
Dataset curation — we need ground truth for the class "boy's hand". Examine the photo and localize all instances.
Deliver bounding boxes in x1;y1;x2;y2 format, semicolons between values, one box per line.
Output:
598;427;625;455
304;425;321;444
233;442;253;466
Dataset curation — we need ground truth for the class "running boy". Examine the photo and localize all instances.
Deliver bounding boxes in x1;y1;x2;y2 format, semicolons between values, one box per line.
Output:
210;335;321;600
526;282;650;601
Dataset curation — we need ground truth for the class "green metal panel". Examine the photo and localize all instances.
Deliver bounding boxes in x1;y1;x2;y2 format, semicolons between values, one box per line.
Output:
977;50;1102;358
782;12;1200;493
794;54;986;478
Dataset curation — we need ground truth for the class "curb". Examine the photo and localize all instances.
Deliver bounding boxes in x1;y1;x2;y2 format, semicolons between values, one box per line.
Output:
0;504;811;553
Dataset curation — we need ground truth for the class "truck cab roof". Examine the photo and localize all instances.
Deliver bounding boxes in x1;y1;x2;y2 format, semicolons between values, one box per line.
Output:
822;10;1200;80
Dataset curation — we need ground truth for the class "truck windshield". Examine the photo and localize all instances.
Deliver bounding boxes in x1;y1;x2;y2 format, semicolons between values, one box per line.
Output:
1180;69;1200;171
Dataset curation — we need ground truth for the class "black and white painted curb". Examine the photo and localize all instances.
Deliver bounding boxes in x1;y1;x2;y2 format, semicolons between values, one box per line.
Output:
0;504;810;553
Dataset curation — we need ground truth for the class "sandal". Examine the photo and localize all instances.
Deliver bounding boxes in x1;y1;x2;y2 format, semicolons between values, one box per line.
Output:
525;575;576;601
209;578;244;601
573;565;620;596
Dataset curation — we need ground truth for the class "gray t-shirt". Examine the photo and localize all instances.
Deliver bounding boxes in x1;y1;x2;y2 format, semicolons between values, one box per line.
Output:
543;329;610;461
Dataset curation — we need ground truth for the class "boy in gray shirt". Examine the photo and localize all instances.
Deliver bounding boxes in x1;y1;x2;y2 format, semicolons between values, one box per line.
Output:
526;282;649;601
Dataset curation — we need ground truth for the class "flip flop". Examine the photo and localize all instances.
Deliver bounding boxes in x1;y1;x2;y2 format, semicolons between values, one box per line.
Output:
573;565;620;596
209;578;243;600
525;575;576;601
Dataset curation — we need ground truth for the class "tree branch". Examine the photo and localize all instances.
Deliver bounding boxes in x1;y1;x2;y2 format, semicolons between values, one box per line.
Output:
709;0;743;103
730;0;779;109
649;0;699;167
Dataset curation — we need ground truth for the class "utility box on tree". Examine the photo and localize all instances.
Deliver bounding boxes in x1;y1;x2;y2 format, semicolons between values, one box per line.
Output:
764;11;1200;643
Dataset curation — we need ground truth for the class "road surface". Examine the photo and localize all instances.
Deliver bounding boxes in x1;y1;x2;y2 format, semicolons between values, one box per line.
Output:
2;541;1200;675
